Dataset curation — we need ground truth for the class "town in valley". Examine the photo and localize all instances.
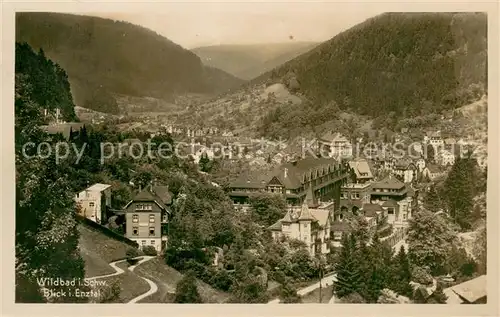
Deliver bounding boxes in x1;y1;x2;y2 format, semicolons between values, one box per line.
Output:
14;10;488;305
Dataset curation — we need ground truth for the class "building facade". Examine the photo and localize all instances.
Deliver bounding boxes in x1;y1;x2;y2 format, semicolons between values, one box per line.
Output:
124;185;172;252
75;183;112;224
268;200;333;256
229;157;349;209
370;176;415;226
317;132;353;158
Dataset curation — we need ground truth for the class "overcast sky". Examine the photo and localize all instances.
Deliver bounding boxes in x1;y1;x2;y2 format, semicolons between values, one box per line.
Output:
92;3;381;49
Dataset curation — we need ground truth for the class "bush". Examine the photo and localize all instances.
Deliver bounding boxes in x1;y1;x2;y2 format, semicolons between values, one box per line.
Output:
126;247;140;265
142;245;158;256
412;266;433;285
209;269;234;292
126;247;140;259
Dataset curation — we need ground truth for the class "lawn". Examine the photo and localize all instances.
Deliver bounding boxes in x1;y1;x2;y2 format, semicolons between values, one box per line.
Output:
94;261;150;303
134;258;230;303
300;285;334;304
78;224;135;277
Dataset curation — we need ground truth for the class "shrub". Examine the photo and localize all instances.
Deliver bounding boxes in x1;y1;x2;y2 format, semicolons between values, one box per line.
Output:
411;266;433;285
209;269;234;292
142;245;158;256
174;271;203;303
126;247;140;259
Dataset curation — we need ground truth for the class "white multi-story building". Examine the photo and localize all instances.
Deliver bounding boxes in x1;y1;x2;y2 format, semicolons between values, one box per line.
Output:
75;183;112;224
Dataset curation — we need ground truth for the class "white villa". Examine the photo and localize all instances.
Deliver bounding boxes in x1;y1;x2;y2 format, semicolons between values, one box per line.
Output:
75;183;112;224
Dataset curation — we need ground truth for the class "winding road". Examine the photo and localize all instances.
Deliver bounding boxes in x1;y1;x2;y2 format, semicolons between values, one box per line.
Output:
84;256;158;303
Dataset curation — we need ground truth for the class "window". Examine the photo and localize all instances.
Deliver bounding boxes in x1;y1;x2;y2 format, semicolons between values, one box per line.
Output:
89;202;95;207
132;227;138;236
403;213;407;220
388;208;394;215
137;204;143;210
149;214;155;223
132;214;139;223
149;227;155;236
142;240;146;245
145;204;152;210
151;240;155;245
333;232;342;240
303;223;308;228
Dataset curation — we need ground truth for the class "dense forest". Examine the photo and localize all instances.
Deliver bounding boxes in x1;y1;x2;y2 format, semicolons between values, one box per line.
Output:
15;42;78;121
15;43;85;302
254;12;487;132
16;13;244;114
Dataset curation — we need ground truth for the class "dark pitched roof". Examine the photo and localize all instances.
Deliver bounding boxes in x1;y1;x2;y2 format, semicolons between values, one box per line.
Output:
372;176;405;190
382;200;399;207
129;187;171;211
362;203;384;217
268;220;282;231
230;157;342;190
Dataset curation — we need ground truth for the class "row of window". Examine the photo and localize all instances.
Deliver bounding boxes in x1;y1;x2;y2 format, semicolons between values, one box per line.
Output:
341;192;361;199
132;214;156;223
141;240;156;245
132;226;156;236
136;203;153;210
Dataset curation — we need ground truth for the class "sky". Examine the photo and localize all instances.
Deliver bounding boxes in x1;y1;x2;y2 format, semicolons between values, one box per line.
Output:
92;3;382;49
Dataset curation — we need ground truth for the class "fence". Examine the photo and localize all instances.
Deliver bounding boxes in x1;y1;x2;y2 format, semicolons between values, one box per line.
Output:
77;214;139;248
381;226;408;249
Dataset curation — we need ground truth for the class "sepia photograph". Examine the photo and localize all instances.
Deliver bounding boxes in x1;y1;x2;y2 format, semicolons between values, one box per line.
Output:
2;1;498;314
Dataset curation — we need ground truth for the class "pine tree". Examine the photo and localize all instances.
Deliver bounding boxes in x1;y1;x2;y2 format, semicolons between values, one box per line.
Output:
443;155;478;230
392;246;413;298
423;185;441;213
360;231;394;302
174;271;203;303
334;234;364;299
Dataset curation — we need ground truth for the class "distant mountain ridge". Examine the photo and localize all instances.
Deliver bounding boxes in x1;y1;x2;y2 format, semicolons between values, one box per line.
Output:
255;12;487;117
182;12;487;139
16;12;245;114
192;42;318;80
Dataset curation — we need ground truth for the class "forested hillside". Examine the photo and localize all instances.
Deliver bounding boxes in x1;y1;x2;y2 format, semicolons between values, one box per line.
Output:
15;43;85;302
253;12;487;133
16;13;244;114
15;42;78;121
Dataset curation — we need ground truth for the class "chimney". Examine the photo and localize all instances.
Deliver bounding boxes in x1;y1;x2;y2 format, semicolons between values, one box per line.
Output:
284;168;288;178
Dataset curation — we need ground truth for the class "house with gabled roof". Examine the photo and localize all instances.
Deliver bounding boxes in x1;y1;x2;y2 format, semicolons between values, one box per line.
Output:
393;157;417;183
348;158;374;184
268;195;333;256
124;184;173;252
229;157;349;208
370;176;415;226
317;131;353;158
